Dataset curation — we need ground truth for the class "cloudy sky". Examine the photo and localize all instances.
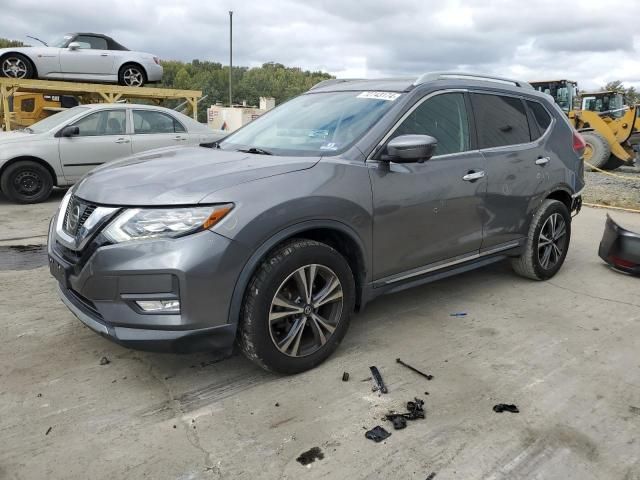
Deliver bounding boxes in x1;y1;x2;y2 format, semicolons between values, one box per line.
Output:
3;0;640;89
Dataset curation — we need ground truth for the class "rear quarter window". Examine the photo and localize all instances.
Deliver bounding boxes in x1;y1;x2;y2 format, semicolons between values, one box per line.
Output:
526;100;553;140
471;93;531;148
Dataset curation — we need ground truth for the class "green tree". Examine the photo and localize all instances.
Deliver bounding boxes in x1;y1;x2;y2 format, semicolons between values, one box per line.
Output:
604;80;639;105
0;38;27;48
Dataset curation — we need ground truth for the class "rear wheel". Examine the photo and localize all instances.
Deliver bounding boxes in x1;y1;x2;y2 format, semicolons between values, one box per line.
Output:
238;239;355;374
581;131;611;170
0;53;34;79
118;64;146;87
0;160;53;204
511;199;571;280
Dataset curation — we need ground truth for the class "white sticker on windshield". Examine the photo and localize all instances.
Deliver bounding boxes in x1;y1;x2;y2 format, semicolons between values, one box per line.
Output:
320;142;339;150
356;91;401;101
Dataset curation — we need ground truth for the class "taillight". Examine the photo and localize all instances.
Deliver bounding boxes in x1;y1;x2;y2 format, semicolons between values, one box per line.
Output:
608;256;637;269
572;130;586;154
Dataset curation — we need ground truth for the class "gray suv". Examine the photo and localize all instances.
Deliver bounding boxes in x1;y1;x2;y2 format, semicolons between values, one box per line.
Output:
48;72;585;373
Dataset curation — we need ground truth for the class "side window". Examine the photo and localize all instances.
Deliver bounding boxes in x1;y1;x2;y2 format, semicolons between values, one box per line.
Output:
526;100;552;140
71;110;126;136
74;36;108;50
470;94;530;148
133;110;185;134
21;98;35;113
392;92;470;156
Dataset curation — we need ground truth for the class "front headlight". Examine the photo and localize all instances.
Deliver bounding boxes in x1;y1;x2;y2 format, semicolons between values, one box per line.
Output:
103;204;233;243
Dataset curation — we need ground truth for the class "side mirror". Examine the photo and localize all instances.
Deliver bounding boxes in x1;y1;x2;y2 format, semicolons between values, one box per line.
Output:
68;42;81;50
61;126;80;137
383;134;438;163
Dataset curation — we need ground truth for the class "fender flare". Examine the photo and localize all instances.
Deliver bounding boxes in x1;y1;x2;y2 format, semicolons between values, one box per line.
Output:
226;219;368;329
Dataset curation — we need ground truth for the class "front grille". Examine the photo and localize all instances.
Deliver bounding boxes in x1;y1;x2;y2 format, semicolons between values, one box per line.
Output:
63;197;97;237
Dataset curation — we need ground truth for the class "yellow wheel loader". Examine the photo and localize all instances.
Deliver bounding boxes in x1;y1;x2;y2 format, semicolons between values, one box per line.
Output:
530;80;637;170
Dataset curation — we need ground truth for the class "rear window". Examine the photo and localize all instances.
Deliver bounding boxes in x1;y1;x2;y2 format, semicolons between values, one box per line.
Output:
526;100;552;140
471;94;530;148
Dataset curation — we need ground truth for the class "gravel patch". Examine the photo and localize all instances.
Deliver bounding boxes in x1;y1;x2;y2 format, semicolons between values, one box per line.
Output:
583;165;640;210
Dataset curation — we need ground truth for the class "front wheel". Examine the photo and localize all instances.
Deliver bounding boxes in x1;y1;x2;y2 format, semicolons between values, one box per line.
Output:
118;64;146;87
238;239;355;374
0;160;53;204
511;199;571;280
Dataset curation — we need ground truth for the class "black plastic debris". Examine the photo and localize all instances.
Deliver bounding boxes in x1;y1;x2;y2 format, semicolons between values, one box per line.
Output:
450;312;467;317
386;397;426;429
396;358;433;380
370;366;388;394
365;425;391;442
493;403;519;413
296;447;324;465
45;426;52;436
389;416;407;430
342;372;350;382
425;473;437;480
598;214;640;276
99;356;110;365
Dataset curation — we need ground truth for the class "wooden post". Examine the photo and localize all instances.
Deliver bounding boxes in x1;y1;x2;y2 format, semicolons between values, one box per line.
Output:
188;98;198;120
1;85;14;131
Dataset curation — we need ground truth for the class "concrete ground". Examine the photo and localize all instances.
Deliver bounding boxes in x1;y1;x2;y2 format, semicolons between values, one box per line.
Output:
1;192;639;480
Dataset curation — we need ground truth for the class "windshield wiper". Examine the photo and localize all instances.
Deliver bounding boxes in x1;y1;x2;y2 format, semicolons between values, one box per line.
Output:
236;147;273;155
26;35;48;46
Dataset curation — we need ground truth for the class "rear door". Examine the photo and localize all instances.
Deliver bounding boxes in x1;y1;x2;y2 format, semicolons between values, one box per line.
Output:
369;91;487;281
470;92;546;250
58;109;131;181
130;109;189;153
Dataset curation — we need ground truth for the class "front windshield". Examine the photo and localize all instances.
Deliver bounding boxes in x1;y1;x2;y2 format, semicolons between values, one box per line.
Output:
49;34;73;48
219;91;401;156
28;106;89;134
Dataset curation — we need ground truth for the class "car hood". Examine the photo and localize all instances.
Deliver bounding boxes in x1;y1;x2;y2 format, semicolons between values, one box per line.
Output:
0;130;38;144
73;146;320;206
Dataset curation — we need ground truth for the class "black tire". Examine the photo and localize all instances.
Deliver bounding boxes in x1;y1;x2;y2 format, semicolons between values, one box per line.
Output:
0;161;53;204
581;131;611;170
511;199;571;281
601;154;625;171
0;53;35;79
118;64;146;87
238;238;356;374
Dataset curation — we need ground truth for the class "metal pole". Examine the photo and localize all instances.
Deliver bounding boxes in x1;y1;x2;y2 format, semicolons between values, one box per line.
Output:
229;10;233;107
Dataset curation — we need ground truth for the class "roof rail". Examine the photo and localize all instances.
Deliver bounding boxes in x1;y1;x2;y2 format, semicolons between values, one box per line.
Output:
309;78;362;91
414;72;533;89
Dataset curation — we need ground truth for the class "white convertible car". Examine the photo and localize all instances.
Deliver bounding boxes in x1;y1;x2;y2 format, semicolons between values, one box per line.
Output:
0;104;225;203
0;33;163;87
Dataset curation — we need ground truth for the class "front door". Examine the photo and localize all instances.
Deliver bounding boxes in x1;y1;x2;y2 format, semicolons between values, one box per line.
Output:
369;91;487;281
59;35;114;76
58;109;131;181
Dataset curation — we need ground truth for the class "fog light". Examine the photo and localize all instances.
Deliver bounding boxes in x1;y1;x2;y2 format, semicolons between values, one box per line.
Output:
136;300;180;313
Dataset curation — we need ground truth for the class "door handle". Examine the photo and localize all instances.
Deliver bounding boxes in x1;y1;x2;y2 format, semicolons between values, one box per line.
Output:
100;53;109;57
115;138;130;144
535;156;550;166
462;170;486;182
174;136;186;141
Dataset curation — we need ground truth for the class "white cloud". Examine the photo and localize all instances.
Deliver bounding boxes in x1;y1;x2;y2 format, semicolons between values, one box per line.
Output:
3;0;640;90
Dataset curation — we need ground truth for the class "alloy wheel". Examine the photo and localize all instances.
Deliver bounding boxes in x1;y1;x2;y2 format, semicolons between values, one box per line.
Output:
13;170;43;197
122;68;143;86
268;264;344;357
538;213;567;269
2;57;28;78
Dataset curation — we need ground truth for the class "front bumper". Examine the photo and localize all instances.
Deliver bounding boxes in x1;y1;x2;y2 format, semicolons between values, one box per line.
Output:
144;62;163;82
48;216;249;353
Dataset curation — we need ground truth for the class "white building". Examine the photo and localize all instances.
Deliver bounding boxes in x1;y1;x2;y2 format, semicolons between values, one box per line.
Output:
207;97;275;132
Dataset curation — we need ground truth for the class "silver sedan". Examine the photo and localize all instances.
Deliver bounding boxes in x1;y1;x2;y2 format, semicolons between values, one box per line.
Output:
0;33;163;87
0;104;224;203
